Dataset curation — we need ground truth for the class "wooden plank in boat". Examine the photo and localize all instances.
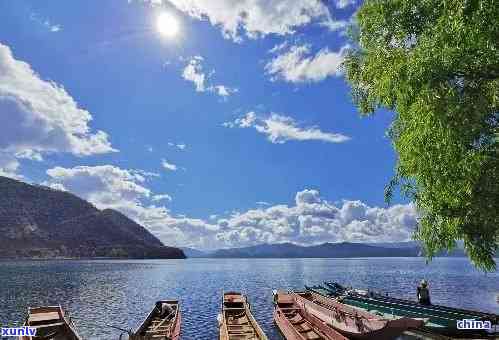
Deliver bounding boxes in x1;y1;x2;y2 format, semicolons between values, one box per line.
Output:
28;312;60;323
30;322;66;329
220;292;268;340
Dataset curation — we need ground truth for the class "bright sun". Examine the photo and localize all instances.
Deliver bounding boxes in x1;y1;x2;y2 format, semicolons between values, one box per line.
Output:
156;12;179;38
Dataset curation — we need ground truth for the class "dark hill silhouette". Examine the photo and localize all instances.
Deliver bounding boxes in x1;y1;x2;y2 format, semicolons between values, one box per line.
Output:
0;176;184;259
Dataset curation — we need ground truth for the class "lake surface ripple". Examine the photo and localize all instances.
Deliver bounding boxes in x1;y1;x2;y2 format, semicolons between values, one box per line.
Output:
1;258;498;339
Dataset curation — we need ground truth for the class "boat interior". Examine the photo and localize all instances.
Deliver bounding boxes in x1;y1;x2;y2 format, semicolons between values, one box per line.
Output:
276;299;325;340
223;293;262;339
22;306;79;340
136;301;178;339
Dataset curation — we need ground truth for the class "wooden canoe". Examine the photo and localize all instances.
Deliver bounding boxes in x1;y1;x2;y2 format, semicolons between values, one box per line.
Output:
324;281;499;323
294;291;424;339
218;292;268;340
131;300;181;340
318;282;499;336
273;291;349;340
19;306;82;340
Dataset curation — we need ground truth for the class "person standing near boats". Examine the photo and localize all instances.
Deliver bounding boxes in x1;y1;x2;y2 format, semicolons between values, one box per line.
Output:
417;279;431;305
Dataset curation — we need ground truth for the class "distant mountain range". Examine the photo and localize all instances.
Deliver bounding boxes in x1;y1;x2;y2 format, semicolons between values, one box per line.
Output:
0;176;185;259
182;241;468;258
182;247;209;258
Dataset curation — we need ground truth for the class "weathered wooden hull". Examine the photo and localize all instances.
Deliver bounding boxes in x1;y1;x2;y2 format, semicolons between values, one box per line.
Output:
19;306;82;340
273;291;348;340
299;292;424;339
219;292;268;340
294;292;423;340
131;300;181;340
171;308;181;340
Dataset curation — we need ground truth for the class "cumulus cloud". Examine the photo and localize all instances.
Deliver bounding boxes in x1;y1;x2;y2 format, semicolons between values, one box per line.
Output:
265;44;349;83
224;112;350;144
161;159;178;171
182;56;207;92
182;56;237;98
215;189;418;247
46;166;153;205
0;43;115;177
161;0;341;42
44;165;219;248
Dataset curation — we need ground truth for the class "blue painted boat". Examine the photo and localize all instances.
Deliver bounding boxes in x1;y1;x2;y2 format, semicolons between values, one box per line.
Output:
305;282;498;338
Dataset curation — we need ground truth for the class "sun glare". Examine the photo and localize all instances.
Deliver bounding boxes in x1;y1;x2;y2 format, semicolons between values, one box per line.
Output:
156;12;179;38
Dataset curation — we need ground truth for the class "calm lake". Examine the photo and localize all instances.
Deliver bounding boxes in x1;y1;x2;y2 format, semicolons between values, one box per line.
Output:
1;257;498;339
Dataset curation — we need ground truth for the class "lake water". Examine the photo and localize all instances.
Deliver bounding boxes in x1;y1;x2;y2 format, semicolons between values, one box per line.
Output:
1;258;498;339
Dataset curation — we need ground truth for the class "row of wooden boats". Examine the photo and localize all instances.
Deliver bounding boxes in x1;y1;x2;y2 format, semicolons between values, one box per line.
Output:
219;291;425;340
18;284;498;340
272;291;427;340
18;301;181;340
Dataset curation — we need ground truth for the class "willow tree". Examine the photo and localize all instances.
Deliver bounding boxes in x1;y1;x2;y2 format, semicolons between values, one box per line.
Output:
344;0;498;270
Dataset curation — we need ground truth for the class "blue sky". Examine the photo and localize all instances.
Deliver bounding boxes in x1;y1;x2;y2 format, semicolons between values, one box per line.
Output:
0;0;417;249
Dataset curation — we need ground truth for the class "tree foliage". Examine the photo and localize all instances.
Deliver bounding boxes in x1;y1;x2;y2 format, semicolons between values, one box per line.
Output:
344;0;498;270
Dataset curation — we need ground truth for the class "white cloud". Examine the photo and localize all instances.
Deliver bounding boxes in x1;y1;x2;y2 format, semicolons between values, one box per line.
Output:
46;166;153;204
269;42;289;54
335;0;356;9
29;13;62;33
167;142;186;150
321;19;348;32
265;44;349;83
181;56;237;98
0;43;116;177
161;159;178;171
182;56;206;92
152;194;172;202
224;112;350;144
0;152;21;179
131;0;163;5
48;23;61;32
215;189;418;247
163;0;338;42
43;167;418;250
44;165;219;249
212;85;238;98
14;149;44;161
296;189;321;204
